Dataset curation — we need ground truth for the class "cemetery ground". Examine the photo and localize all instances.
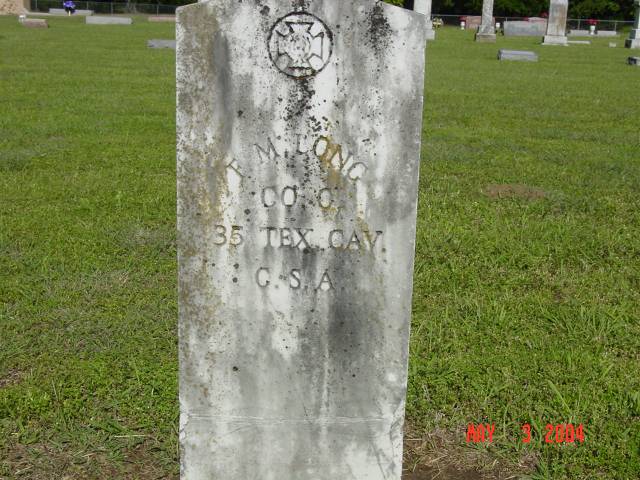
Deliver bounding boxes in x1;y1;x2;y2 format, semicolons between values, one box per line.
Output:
0;14;639;480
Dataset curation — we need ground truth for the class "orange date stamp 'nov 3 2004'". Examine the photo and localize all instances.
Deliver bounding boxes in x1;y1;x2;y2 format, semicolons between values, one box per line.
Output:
466;423;586;445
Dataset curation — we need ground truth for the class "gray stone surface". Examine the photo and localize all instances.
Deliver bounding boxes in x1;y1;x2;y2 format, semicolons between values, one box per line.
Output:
629;56;640;65
176;1;427;479
147;39;176;49
86;15;132;25
464;15;482;30
596;30;619;37
414;0;435;40
148;15;175;22
543;0;568;46
568;40;591;45
626;0;640;49
504;20;547;37
498;49;538;61
476;0;496;42
49;7;93;15
568;29;589;37
23;18;48;28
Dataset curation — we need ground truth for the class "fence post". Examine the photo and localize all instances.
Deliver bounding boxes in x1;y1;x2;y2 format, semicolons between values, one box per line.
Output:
156;3;159;14
110;2;113;14
34;0;37;12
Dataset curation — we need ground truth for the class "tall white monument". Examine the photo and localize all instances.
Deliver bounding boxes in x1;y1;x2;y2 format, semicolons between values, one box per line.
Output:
177;0;428;478
475;0;496;42
626;0;640;49
543;0;569;46
414;0;435;41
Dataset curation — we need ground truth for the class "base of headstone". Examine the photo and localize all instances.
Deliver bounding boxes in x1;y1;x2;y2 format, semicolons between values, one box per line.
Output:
147;39;176;49
626;35;640;49
497;49;538;62
542;35;568;46
425;28;435;41
629;56;640;66
475;33;497;43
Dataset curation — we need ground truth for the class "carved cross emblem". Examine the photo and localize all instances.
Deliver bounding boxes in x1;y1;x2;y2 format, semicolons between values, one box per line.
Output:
268;12;333;79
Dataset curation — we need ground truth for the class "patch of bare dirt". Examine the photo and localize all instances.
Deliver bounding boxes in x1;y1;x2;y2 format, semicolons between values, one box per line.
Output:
484;184;547;201
0;370;23;389
402;424;538;480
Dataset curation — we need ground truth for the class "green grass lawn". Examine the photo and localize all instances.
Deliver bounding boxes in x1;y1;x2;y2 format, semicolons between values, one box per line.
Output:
1;14;639;480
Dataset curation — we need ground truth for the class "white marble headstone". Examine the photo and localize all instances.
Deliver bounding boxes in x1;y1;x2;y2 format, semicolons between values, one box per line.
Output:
543;0;569;45
177;1;428;478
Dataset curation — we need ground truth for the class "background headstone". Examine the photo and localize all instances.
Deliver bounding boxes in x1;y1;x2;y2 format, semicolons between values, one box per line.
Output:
148;15;176;22
177;0;427;479
498;49;538;61
464;15;483;30
543;0;568;45
147;39;176;49
504;20;547;37
414;0;435;40
629;56;640;65
568;29;590;37
596;30;618;37
86;16;133;25
626;0;640;49
475;0;496;42
23;18;48;28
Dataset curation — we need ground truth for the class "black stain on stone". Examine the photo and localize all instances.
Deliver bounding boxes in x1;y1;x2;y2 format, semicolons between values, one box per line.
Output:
367;3;392;57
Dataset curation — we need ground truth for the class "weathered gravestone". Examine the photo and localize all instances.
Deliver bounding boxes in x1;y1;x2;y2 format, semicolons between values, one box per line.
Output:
626;0;640;49
176;0;428;478
542;0;568;46
414;0;435;40
86;15;133;25
147;39;176;49
475;0;496;42
504;20;547;37
568;29;590;37
629;56;640;65
498;49;538;61
23;18;48;28
464;15;483;30
148;15;176;22
596;30;618;37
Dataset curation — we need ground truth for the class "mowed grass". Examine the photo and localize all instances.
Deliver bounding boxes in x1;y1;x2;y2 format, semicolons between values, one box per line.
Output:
0;14;639;480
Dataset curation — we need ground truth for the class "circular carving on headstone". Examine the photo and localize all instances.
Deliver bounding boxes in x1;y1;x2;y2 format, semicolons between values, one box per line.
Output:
268;12;333;79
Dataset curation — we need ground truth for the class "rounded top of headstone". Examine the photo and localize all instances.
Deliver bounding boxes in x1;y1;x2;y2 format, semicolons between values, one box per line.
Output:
268;11;333;79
